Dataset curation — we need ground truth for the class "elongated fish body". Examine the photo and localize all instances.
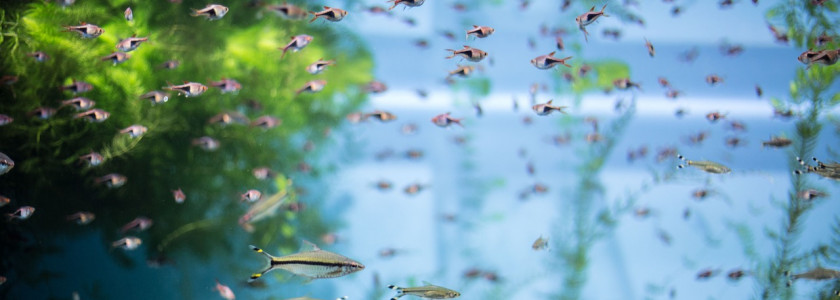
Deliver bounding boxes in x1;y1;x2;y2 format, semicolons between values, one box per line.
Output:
445;46;487;62
74;109;110;122
61;80;93;94
795;157;840;180
388;0;425;10
790;267;840;280
447;65;475;78
249;241;364;281
61;97;95;110
309;6;348;23
532;100;567;116
7;206;35;221
677;155;731;174
388;282;460;299
296;80;327;95
95;173;127;188
139;91;169;105
466;25;494;39
120;125;148;138
0;152;14;175
164;82;208;97
116;36;148;52
79;151;103;167
0;114;12;126
191;4;229;20
267;4;308;20
306;59;336;74
63;23;104;38
280;35;313;59
531;52;572;69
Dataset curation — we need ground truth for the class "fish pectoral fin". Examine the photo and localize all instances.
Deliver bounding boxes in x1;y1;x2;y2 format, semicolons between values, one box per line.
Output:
299;239;321;252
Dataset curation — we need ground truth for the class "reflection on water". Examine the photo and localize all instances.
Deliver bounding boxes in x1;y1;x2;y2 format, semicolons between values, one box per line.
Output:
1;0;839;300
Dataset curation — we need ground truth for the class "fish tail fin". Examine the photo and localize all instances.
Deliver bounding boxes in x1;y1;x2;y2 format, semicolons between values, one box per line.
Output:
387;0;397;10
249;245;277;260
190;9;200;17
388;285;402;291
600;4;608;13
309;12;318;23
560;56;572;67
445;49;456;59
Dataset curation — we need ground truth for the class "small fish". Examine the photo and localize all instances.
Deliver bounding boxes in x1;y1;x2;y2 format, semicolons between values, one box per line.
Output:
309;6;348;23
173;188;186;204
208;78;242;94
27;51;49;62
808;49;840;66
725;137;745;148
431;113;463;128
365;110;398;122
532;99;567;116
78;151;103;167
214;279;236;300
101;52;131;65
405;149;424;159
789;267;840;281
755;85;763;98
296;80;327;95
252;167;275;180
658;77;671;88
121;216;153;233
797;189;827;200
67;212;95;225
532;236;549;251
164;81;208;97
191;4;229;20
720;44;743;56
727;269;746;281
0;195;9;207
266;3;308;20
768;25;789;44
665;89;682;99
75;109;110;123
249;240;365;281
139;91;169;105
29;107;57;120
364;80;388;93
251;116;282;129
677;155;731;174
679;47;699;63
602;28;621;40
706;74;723;85
125;7;133;21
762;136;792;148
816;32;834;46
7;206;35;221
63;22;104;38
160;60;180;70
555;36;565;51
388;0;425;10
192;136;220;151
120;125;148;138
241;189;262;202
374;180;392;191
466;25;494;39
207;112;248;126
0;153;13;176
116;36;148;52
705;111;726;122
531;52;572;69
696;268;720;280
445;46;487;62
613;78;641;90
112;237;142;250
645;38;655;57
61;80;93;94
61;97;96;110
447;65;475;78
388;282;460;300
403;183;426;195
794;157;840;180
576;5;609;42
306;59;336;75
240;182;291;230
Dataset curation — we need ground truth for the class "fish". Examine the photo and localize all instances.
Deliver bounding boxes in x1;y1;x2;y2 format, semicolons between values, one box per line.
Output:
160;60;180;70
95;173;127;188
555;36;565;50
658;77;670;88
125;7;133;21
101;52;131;65
79;151;103;167
364;80;388;93
112;237;142;250
207;78;242;94
705;111;725;122
208;112;248;126
725;137;745;148
531;52;572;69
762;136;792;148
309;6;348;23
789;267;840;281
121;216;153;233
365;110;398;122
727;269;747;281
66;212;95;225
816;32;834;46
61;97;96;110
0;75;17;86
388;0;425;10
306;59;336;75
0;153;14;176
431;113;463;128
214;279;236;300
27;51;49;62
445;46;487;62
251;116;282;129
120;125;148;138
447;65;475;78
191;4;229;20
665;89;682;99
173;188;186;204
697;268;719;280
645;38;655;57
0;114;17;125
405;149;424;159
532;99;567;116
679;47;699;62
466;25;494;39
253;167;276;180
6;206;35;221
768;25;788;44
797;49;822;65
241;189;262;202
61;80;93;94
677;155;731;174
755;85;763;98
374;180;392;191
0;195;9;207
74;109;110;123
613;78;641;90
29;107;57;120
139;91;170;105
797;189;827;201
532;236;549;251
809;49;840;66
388;282;460;299
248;240;364;281
239;178;291;230
794;157;840;180
163;81;208;97
602;28;621;40
266;3;309;20
575;5;609;42
280;35;314;59
192;136;220;151
403;183;426;195
705;74;723;85
116;36;148;52
63;22;104;38
296;80;327;95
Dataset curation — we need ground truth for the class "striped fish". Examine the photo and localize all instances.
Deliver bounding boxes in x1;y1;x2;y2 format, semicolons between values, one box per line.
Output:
249;241;364;282
388;282;460;299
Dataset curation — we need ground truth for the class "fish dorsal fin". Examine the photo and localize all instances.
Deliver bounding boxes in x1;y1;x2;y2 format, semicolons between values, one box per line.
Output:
589;5;595;11
463;45;470;49
299;239;320;252
547;99;553;105
324;6;331;9
549;51;556;56
422;281;436;287
473;25;479;28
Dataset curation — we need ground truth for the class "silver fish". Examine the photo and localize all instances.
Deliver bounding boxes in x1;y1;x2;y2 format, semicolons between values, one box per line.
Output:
63;22;104;38
532;99;567;116
531;52;572;69
192;136;220;151
575;5;609;42
67;212;95;225
445;45;487;62
101;52;131;65
74;109;110;122
61;97;96;110
112;237;142;250
296;80;327;95
266;3;308;20
306;59;336;75
677;155;731;174
466;25;494;39
191;4;229;20
95;173;127;188
79;151;103;167
249;240;365;281
208;78;242;94
388;282;460;299
164;82;208;97
0;114;13;126
280;35;313;59
116;36;148;52
125;7;133;21
309;6;348;23
0;152;14;175
139;91;170;105
388;0;425;10
7;206;35;221
120;125;148;138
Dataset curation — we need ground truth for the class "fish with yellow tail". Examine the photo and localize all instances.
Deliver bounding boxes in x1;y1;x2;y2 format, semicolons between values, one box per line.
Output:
248;240;364;282
677;155;731;174
388;282;460;299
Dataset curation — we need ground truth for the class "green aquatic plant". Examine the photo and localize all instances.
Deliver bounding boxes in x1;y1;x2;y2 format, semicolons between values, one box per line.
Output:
0;0;372;297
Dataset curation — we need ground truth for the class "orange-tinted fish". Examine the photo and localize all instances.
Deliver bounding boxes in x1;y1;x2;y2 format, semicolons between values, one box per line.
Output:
364;80;388;93
431;112;462;128
6;206;34;221
445;45;487;62
466;25;494;39
613;78;641;90
253;167;276;180
388;0;425;10
576;5;609;42
79;151;103;167
67;212;95;225
658;77;670;88
173;188;186;204
96;173;127;188
705;111;726;122
63;22;104;38
116;36;148;52
251;116;282;129
101;52;130;65
306;58;336;74
61;79;93;94
0;195;9;208
191;4;229;20
280;35;313;59
208;78;242;94
706;74;723;85
139;91;169;105
164;81;208;97
214;280;235;300
241;189;262;202
75;109;110;123
365;110;398;122
121;216;153;233
403;183;426;195
447;65;475;78
112;237;142;250
296;80;327;95
61;97;96;110
120;125;148;138
531;52;572;69
532;99;567;115
645;38;655;57
309;6;348;23
266;3;308;20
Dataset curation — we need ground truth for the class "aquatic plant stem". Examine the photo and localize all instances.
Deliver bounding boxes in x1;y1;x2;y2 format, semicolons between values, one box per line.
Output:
157;218;217;252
